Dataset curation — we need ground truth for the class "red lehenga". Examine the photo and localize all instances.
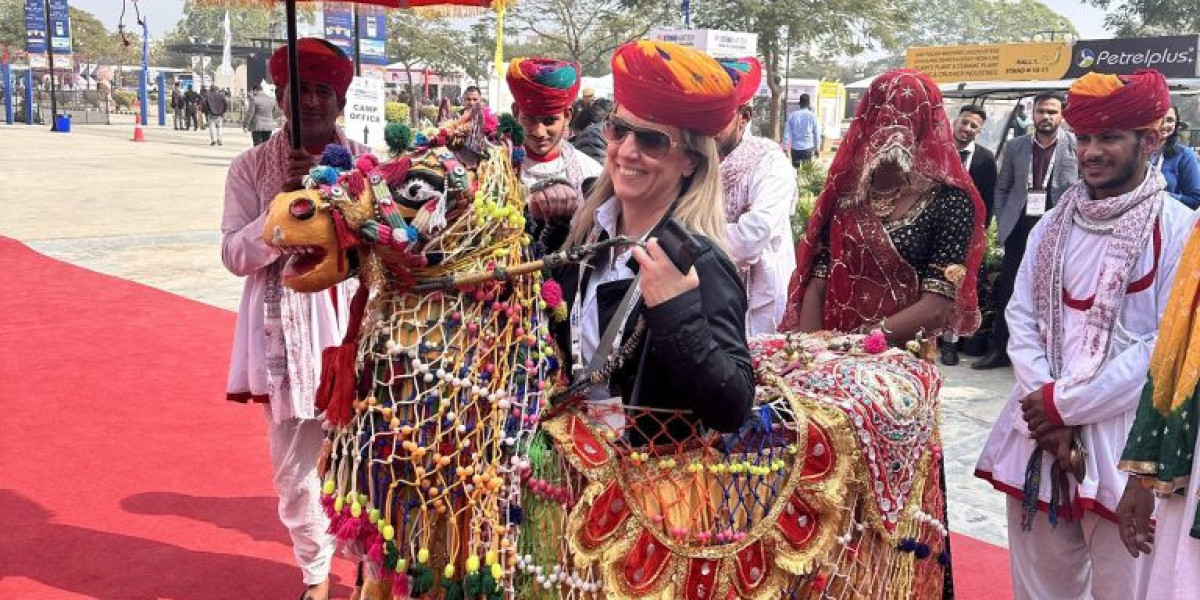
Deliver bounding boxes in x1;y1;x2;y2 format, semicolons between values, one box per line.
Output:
781;69;986;336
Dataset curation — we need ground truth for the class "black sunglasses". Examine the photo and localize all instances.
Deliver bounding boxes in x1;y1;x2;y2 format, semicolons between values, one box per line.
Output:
602;116;681;158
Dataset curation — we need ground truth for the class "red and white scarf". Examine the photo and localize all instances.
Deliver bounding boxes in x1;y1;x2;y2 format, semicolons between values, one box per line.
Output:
1032;169;1166;380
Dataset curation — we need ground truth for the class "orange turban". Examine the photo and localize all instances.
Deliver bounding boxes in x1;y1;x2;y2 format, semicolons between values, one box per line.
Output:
269;38;354;100
611;40;741;136
506;57;581;116
1063;69;1170;135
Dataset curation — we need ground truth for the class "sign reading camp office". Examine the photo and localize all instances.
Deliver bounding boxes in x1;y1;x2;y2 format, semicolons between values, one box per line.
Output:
1066;35;1199;79
345;76;386;152
905;42;1072;83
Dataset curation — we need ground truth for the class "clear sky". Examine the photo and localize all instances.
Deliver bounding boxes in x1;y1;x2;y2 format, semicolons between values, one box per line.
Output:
68;0;1114;42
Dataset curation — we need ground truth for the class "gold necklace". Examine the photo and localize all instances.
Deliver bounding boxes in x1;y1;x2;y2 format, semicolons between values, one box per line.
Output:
868;184;906;218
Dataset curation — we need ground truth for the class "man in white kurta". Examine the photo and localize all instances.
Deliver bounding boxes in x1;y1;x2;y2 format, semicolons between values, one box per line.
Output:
717;101;796;335
975;70;1187;600
221;38;367;600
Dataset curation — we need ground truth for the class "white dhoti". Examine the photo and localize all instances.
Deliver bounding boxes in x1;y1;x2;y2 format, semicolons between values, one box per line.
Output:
1005;497;1151;600
267;411;336;585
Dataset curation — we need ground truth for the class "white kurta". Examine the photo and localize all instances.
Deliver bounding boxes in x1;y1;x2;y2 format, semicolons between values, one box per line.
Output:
720;133;797;335
519;141;603;200
976;194;1193;517
221;129;367;423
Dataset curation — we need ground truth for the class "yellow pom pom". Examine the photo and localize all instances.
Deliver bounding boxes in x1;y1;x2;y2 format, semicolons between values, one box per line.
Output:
552;303;568;321
466;554;480;572
322;480;335;495
351;502;363;518
491;563;504;580
396;558;408;573
383;524;395;541
418;548;430;563
485;550;497;566
333;495;345;512
444;564;456;579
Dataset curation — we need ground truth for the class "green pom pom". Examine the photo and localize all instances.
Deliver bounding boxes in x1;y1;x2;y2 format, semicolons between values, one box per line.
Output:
440;578;464;600
464;571;483;595
409;563;434;597
481;569;503;600
385;122;412;155
497;113;524;146
383;540;398;571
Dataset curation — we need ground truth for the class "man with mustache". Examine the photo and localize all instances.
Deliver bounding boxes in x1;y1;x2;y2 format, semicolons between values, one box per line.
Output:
714;56;796;334
220;38;368;600
974;91;1079;370
975;69;1193;600
505;57;602;221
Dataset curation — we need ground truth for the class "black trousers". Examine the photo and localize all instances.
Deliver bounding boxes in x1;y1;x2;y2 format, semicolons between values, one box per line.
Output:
989;214;1040;355
790;148;814;166
251;131;271;146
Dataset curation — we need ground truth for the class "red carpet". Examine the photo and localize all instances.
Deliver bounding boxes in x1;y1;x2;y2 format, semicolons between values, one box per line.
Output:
0;237;1011;599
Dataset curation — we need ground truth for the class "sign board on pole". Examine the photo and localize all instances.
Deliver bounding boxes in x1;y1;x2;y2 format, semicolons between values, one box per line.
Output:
345;76;386;151
648;29;758;59
358;5;389;66
323;2;356;59
25;0;73;68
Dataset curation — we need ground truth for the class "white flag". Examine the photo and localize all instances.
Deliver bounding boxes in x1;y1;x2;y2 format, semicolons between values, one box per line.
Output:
218;11;234;76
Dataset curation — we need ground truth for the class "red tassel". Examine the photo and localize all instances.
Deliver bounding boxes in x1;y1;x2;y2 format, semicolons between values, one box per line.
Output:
316;286;370;427
341;170;366;198
379;157;412;186
393;572;411;598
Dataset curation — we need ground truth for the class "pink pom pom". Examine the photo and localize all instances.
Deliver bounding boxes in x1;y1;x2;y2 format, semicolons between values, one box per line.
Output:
367;538;384;564
863;331;888;354
482;108;499;135
541;280;563;307
356;154;379;173
393;572;411;597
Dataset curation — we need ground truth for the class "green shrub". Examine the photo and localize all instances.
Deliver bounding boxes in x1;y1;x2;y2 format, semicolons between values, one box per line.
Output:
112;89;136;109
419;105;438;123
385;101;410;125
791;161;827;242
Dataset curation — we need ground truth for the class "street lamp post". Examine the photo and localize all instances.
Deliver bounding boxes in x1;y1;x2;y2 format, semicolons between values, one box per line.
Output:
42;0;59;131
139;15;148;126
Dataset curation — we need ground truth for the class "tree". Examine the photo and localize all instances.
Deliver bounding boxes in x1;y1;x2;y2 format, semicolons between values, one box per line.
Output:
509;0;677;75
0;0;23;55
70;6;143;66
155;1;282;76
386;11;470;125
688;0;908;140
1080;0;1199;35
863;0;1077;71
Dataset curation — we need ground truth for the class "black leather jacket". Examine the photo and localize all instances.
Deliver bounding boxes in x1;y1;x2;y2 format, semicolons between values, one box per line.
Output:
548;221;756;441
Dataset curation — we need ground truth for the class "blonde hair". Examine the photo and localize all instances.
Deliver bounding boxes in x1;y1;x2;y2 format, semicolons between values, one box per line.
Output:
566;129;728;254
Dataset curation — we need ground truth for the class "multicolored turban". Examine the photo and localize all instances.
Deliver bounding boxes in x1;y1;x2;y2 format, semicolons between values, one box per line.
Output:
611;40;742;136
719;57;763;106
506;58;581;117
1063;69;1171;135
268;38;354;100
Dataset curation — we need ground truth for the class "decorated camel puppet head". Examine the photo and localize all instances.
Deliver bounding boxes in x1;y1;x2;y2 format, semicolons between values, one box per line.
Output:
263;110;504;294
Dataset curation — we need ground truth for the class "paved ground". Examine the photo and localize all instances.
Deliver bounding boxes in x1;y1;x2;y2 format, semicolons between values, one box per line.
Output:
0;123;1016;546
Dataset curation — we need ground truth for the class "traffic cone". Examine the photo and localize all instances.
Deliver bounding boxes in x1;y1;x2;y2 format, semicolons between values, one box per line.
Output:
131;124;146;142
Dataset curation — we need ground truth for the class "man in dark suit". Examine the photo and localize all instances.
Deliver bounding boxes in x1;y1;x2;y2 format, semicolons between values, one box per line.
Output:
973;91;1078;369
939;104;999;365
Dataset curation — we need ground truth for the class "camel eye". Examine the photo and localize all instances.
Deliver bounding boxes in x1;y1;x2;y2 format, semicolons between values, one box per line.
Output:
290;197;316;220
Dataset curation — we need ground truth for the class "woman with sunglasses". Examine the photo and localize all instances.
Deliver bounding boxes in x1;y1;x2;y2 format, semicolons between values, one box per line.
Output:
542;40;756;440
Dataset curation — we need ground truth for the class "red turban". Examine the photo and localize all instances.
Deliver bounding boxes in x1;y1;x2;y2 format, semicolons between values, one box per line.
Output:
269;38;354;100
718;57;763;106
1063;69;1170;135
611;40;741;136
506;57;580;116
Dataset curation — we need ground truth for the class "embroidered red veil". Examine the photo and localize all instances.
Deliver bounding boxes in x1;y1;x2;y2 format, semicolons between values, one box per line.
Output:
779;69;985;335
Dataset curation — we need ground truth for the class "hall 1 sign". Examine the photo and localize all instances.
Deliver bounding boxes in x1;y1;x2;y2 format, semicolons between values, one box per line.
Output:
905;42;1072;83
24;0;73;69
1065;35;1199;79
345;76;386;152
